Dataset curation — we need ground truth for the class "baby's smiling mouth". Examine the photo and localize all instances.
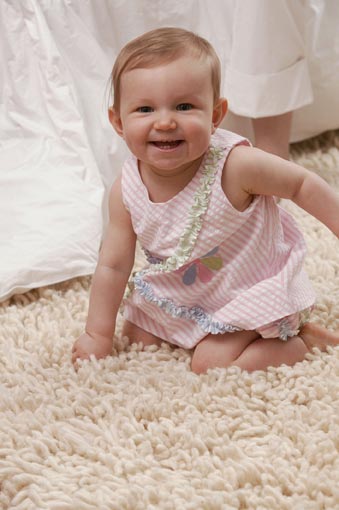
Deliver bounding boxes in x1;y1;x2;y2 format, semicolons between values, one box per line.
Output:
151;140;183;150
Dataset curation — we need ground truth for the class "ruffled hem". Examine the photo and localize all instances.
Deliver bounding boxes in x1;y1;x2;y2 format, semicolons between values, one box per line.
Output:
133;276;241;335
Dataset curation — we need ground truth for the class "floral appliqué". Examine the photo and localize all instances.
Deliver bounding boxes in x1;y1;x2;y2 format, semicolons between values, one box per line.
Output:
177;246;223;285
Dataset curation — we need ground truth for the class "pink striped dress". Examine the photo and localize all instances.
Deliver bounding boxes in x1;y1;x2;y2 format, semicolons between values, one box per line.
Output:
121;129;315;349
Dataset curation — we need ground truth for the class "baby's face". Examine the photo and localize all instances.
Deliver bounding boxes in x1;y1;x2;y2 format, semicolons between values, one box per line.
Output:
113;55;221;178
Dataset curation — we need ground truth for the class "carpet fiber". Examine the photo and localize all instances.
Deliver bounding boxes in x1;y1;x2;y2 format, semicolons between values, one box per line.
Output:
1;131;339;509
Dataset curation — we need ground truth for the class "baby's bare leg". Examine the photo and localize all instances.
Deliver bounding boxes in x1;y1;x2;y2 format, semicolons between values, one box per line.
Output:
192;331;307;373
232;335;308;372
122;320;163;347
191;330;259;374
231;322;339;372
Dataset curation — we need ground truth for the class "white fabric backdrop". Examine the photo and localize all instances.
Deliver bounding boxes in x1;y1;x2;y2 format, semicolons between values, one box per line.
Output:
221;0;339;142
1;0;339;301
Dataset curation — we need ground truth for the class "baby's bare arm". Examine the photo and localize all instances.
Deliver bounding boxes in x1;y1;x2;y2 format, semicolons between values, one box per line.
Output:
72;178;136;364
223;145;339;237
291;171;339;237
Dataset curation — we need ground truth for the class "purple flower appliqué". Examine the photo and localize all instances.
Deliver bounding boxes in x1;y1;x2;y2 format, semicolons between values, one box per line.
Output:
177;246;223;286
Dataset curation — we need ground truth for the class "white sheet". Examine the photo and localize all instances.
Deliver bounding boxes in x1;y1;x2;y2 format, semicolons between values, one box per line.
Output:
1;0;338;301
1;0;128;300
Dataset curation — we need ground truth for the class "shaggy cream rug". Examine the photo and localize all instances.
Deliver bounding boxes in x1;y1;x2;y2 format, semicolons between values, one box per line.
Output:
1;131;339;510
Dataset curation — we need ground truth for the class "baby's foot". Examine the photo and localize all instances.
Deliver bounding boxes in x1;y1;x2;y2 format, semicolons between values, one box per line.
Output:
300;322;339;351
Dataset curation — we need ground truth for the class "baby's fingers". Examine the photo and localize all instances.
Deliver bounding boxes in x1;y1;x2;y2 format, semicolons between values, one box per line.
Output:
71;348;89;368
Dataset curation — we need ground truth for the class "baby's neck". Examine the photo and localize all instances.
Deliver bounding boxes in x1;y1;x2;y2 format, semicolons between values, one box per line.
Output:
138;157;203;204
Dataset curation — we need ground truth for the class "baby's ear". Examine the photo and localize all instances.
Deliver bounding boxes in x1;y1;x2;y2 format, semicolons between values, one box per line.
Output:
108;107;124;137
212;98;228;132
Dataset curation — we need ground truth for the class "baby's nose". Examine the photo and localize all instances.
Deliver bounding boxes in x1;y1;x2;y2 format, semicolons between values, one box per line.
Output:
154;111;177;130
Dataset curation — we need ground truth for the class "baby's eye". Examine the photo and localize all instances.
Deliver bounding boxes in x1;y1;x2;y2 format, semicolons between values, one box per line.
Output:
137;106;153;113
176;103;193;111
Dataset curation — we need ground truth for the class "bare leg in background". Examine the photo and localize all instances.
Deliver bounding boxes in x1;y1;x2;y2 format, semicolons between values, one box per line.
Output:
252;111;293;160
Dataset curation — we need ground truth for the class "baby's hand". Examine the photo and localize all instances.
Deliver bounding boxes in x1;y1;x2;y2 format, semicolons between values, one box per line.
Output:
72;332;113;366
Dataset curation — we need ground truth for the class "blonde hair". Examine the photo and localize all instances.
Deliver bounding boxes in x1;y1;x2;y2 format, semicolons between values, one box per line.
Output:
110;27;221;111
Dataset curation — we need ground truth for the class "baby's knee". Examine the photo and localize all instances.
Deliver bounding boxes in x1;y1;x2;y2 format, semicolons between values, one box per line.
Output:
191;354;210;374
191;348;225;374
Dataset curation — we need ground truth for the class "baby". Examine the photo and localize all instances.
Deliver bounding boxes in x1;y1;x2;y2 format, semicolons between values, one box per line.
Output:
72;27;339;373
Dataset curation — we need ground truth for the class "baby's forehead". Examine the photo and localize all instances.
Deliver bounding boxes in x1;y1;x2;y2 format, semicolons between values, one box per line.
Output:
121;57;212;89
126;49;210;73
